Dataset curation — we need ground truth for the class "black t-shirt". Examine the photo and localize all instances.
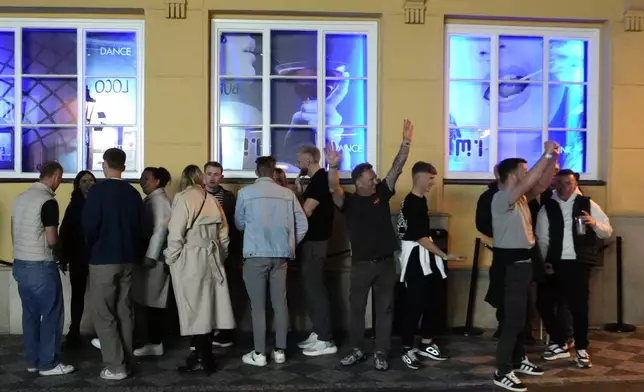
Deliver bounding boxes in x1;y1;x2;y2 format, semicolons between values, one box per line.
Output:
41;199;60;227
342;180;399;261
397;193;431;241
302;169;334;241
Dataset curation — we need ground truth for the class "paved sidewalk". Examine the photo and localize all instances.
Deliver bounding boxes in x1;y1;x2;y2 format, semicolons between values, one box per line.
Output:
1;329;644;391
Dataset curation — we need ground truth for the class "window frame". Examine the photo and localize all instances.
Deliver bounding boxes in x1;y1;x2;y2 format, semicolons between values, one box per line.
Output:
0;18;145;180
444;24;600;181
210;18;378;179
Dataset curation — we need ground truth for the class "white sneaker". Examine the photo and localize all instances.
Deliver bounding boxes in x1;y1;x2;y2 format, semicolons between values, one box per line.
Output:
272;349;286;364
91;338;101;350
242;351;267;367
39;364;75;376
100;367;128;381
302;341;338;357
133;343;164;357
298;332;318;349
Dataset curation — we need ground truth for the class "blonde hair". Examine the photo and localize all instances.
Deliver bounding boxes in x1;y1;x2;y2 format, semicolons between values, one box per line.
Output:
179;164;204;192
298;144;321;163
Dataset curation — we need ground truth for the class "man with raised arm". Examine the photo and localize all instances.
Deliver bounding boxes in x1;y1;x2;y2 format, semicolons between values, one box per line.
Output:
325;119;413;372
491;141;560;392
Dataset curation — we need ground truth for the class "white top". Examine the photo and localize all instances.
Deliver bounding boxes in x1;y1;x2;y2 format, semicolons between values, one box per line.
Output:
397;240;447;283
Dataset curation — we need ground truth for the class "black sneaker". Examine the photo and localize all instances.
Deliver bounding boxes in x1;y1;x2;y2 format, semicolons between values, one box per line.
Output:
212;330;233;348
575;349;592;368
494;371;527;392
417;342;448;361
401;348;422;370
514;356;544;376
340;348;366;367
374;351;389;371
542;344;571;361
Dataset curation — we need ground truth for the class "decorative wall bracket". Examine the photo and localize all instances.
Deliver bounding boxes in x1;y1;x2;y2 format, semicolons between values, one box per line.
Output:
165;0;187;19
403;0;427;25
624;9;644;32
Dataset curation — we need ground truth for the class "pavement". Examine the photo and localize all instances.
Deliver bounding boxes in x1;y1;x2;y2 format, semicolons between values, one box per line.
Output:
1;329;644;391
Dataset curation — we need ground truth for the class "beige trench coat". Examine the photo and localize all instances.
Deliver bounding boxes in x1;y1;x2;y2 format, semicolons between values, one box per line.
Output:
163;185;235;336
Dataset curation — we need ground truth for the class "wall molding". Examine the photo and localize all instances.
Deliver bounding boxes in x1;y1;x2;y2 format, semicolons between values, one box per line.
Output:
625;9;644;31
165;0;187;19
403;0;426;24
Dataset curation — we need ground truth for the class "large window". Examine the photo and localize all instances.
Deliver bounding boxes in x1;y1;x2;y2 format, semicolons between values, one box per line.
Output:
0;19;144;179
211;19;378;177
445;24;600;180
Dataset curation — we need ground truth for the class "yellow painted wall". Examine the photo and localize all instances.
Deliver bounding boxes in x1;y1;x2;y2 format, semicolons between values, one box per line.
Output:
0;0;640;267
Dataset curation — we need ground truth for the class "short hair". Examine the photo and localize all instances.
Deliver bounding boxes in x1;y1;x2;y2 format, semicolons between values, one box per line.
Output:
556;169;578;180
255;156;276;177
351;162;373;183
103;148;126;171
144;166;172;188
39;161;63;180
203;161;223;173
297;145;321;163
411;161;437;176
497;158;527;184
179;164;203;191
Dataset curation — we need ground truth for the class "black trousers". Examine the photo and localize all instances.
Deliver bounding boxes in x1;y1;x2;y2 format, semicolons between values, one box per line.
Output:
68;263;89;337
496;286;535;338
135;303;167;345
536;260;590;350
496;262;532;374
191;333;214;364
401;253;445;347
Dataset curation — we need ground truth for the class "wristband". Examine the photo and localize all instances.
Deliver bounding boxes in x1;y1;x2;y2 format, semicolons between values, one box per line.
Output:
329;164;340;169
543;153;553;160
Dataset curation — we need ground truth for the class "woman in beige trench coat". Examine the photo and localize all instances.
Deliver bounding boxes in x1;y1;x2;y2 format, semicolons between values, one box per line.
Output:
163;165;235;375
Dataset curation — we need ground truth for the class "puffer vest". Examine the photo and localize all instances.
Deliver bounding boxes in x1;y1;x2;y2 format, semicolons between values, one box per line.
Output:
12;182;56;261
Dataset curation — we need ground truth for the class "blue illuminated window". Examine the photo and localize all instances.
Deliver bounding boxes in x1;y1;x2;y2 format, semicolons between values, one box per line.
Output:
446;25;599;180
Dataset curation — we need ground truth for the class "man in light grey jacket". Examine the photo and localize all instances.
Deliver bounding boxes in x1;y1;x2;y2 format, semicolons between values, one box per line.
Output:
235;156;308;367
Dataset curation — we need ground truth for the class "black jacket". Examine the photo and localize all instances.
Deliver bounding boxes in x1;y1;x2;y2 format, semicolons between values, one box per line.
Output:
59;190;90;268
475;181;498;238
213;187;241;258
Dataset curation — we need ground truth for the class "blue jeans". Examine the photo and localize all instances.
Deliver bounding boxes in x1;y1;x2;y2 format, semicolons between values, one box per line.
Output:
12;260;64;371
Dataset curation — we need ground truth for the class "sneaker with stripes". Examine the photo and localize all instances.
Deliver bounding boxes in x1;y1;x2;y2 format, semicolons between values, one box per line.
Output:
514;356;544;376
494;370;526;392
542;343;571;361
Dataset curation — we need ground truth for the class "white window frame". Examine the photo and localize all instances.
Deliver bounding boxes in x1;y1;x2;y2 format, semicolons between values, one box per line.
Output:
444;24;600;181
0;18;145;180
211;18;378;179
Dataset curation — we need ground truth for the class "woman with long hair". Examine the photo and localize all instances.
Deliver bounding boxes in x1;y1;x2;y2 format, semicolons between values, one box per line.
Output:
60;170;96;348
164;165;235;374
132;167;173;357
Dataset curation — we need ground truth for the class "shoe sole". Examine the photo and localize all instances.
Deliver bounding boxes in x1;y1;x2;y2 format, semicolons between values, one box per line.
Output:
212;342;233;348
133;351;164;357
302;347;338;357
514;369;544;376
242;358;267;367
100;374;128;381
340;356;366;367
298;341;316;349
542;352;571;361
417;352;448;361
576;360;592;368
39;371;75;376
493;380;527;392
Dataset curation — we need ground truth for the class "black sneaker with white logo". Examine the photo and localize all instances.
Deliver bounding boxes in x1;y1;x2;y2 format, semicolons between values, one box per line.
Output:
514;356;544;376
417;342;447;361
401;348;422;370
494;371;527;392
542;344;571;361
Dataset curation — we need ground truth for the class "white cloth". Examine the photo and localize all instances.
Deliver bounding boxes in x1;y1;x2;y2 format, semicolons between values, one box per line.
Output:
397;240;447;283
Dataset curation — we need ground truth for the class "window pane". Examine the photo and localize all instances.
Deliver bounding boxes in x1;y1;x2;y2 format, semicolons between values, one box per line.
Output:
219;78;262;126
549;83;586;129
22;126;77;173
447;127;490;172
0;31;15;76
22;29;77;75
22;78;78;125
449;81;490;128
85;31;137;77
86;78;137;125
498;35;543;82
449;35;491;80
0;77;15;125
549;130;586;173
498;130;542;168
86;126;137;171
271;30;317;76
327;79;366;127
271;126;315;172
325;33;367;78
219;126;262;171
498;82;543;129
329;127;367;172
220;32;262;76
0;127;14;170
550;39;588;83
271;78;316;125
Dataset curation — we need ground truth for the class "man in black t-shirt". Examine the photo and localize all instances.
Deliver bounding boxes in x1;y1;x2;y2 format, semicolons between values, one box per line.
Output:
326;119;413;372
293;145;338;357
396;162;465;370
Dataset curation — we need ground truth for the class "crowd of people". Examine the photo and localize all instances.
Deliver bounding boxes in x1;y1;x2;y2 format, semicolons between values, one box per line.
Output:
9;120;612;392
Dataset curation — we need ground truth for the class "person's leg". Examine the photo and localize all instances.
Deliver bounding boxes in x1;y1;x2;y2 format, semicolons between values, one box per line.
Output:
148;307;166;345
536;276;567;349
67;264;88;342
36;262;64;371
116;264;134;371
559;261;590;352
418;262;448;361
373;257;397;355
400;257;425;349
524;285;536;343
134;302;149;345
300;241;333;342
243;258;269;354
13;260;42;370
340;260;376;366
269;259;289;351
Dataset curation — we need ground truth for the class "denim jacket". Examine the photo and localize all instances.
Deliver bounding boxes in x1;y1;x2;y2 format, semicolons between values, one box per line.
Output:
235;177;308;259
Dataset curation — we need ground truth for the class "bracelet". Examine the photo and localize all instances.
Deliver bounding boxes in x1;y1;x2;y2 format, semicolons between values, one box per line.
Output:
329;164;340;169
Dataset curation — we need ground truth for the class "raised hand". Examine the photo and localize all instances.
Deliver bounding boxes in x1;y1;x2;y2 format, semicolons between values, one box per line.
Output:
544;141;560;155
402;119;414;143
324;141;342;167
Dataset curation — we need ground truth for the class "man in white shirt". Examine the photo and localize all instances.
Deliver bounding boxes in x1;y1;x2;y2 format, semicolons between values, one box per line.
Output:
535;169;613;369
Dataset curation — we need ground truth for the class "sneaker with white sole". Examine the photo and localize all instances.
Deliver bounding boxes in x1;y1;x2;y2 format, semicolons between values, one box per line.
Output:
133;343;164;357
272;349;286;364
91;338;101;350
576;349;592;368
242;351;267;367
39;364;75;376
99;367;128;381
514;356;544;376
302;341;338;357
298;332;318;349
340;348;366;367
374;351;389;371
27;368;37;373
494;371;526;392
417;342;448;361
542;343;570;361
402;348;422;370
